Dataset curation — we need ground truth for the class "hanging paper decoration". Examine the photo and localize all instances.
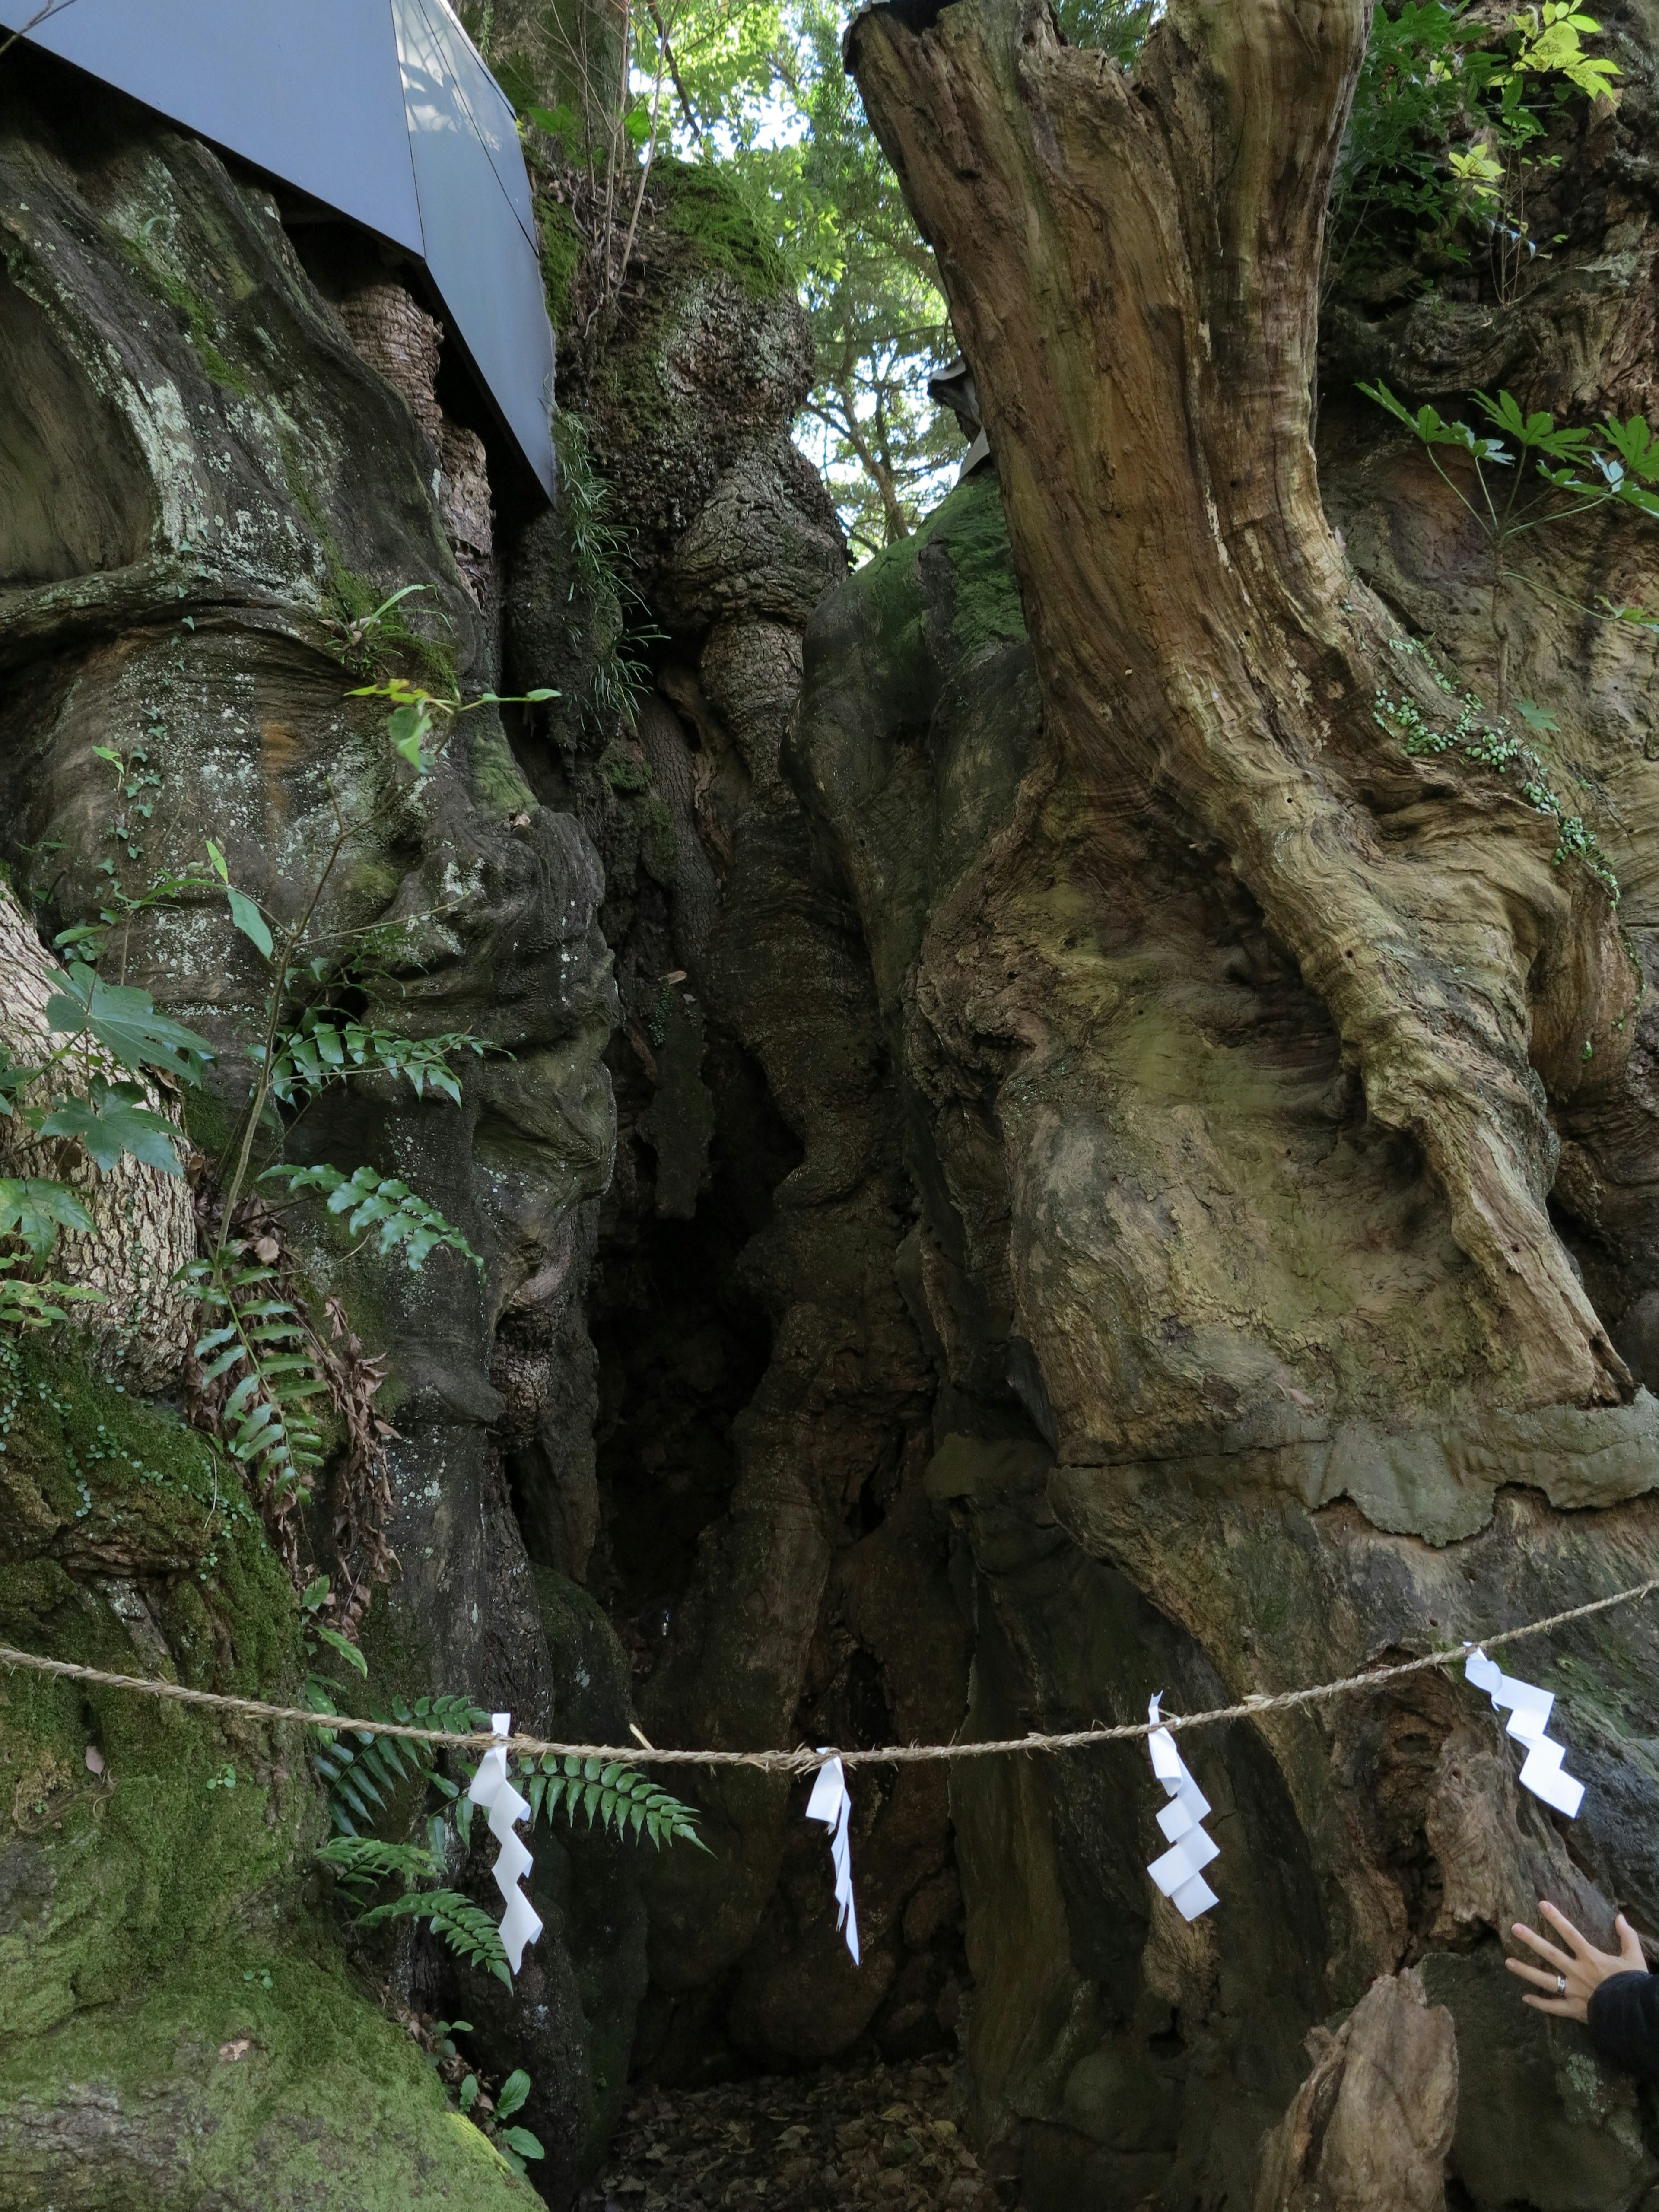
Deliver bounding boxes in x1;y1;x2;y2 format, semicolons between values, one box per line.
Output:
1464;1649;1584;1818
806;1752;861;1964
1146;1693;1220;1921
467;1712;545;1974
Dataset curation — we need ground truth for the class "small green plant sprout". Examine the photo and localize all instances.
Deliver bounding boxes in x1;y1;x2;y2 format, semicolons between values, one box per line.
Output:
479;2069;544;2177
205;1762;237;1791
92;741;162;861
409;2015;545;2174
325;580;431;662
1360;382;1659;709
344;672;556;784
299;1572;369;1685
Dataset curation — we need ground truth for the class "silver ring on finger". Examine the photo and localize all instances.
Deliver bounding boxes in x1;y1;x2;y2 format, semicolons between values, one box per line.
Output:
1557;1974;1567;1997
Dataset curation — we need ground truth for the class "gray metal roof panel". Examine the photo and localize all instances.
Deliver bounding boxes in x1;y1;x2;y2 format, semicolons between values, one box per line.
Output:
1;0;554;497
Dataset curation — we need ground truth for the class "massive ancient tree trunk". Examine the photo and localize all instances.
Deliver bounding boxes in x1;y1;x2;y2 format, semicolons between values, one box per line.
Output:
809;2;1659;2204
849;0;1632;1420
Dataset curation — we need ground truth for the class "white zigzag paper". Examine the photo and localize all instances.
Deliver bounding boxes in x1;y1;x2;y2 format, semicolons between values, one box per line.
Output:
1146;1694;1220;1921
1465;1649;1584;1819
467;1711;546;1975
806;1751;861;1964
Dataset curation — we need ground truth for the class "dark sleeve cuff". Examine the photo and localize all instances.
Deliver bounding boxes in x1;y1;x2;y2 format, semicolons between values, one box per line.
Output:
1586;1970;1659;2083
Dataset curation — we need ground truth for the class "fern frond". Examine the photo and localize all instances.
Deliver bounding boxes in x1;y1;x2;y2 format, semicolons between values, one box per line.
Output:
309;1694;489;1834
184;1258;326;1514
317;1836;442;1894
261;1014;488;1108
262;1162;482;1271
358;1887;512;1986
513;1751;706;1851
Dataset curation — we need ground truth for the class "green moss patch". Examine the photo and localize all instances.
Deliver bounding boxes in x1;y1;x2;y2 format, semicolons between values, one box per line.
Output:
655;162;790;299
0;1941;536;2209
538;198;584;337
928;470;1027;656
0;1347;534;2203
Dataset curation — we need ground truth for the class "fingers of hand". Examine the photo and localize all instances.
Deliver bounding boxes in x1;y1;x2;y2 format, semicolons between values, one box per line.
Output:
1510;1921;1574;1973
1521;1993;1586;2020
1506;1956;1571;1995
1539;1902;1593;1958
1617;1915;1648;1969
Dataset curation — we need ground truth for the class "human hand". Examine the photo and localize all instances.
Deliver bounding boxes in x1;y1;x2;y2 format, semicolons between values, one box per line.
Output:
1506;1900;1646;2022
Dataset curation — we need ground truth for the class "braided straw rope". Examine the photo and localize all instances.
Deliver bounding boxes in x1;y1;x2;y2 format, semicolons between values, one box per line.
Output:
3;1575;1656;1778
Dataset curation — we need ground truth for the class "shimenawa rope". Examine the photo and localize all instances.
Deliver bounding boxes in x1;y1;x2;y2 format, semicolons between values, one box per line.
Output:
3;1575;1655;1778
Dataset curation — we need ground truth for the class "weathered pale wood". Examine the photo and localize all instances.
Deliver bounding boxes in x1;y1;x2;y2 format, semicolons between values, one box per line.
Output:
848;0;1634;1403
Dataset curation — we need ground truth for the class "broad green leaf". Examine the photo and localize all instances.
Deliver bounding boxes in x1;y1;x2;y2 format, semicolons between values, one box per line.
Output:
311;1622;368;1678
226;887;275;960
0;1176;95;1256
38;1084;183;1176
45;963;212;1084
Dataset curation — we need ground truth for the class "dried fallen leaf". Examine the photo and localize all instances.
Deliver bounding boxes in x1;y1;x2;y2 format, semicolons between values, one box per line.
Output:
83;1746;105;1775
217;2037;252;2062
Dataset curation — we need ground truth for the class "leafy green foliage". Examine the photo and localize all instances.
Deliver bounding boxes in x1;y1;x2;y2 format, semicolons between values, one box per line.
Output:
0;1177;94;1258
550;407;657;737
496;2070;532;2121
358;1881;514;1987
0;1255;104;1329
309;1689;489;1838
317;1834;445;1890
1053;0;1160;60
515;1750;708;1851
184;1260;328;1509
652;0;961;551
1360;381;1659;715
1330;4;1619;299
263;1162;483;1271
52;858;216;967
260;1011;487;1108
205;839;275;958
45;961;213;1085
344;674;554;785
38;1079;183;1176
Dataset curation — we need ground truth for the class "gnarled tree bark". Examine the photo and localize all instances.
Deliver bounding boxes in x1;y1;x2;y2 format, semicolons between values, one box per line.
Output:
847;0;1633;1411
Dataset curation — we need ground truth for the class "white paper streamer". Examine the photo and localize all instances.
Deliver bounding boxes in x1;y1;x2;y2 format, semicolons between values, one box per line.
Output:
806;1751;861;1964
1465;1649;1584;1818
1146;1694;1220;1921
467;1711;545;1975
